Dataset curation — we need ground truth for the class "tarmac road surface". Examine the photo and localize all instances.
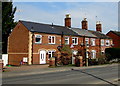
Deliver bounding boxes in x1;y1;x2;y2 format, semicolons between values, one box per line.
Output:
2;64;119;85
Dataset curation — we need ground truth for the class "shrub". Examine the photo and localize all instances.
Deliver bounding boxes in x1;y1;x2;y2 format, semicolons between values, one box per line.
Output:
60;56;71;65
105;48;120;61
89;54;109;66
60;45;72;65
88;59;98;66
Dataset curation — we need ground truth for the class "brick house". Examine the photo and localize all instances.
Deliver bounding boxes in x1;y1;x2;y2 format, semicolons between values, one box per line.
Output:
8;14;113;66
106;31;120;48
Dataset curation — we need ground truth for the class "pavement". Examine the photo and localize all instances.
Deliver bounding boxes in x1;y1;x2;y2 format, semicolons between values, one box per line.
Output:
2;63;119;78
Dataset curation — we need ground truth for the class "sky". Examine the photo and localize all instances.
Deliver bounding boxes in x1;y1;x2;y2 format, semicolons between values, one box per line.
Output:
13;2;118;34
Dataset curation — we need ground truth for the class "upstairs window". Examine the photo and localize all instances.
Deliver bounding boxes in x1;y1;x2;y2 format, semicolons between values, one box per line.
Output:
91;38;95;46
72;37;78;45
65;37;69;45
48;36;55;44
85;38;89;47
106;40;110;46
101;39;104;46
35;35;42;44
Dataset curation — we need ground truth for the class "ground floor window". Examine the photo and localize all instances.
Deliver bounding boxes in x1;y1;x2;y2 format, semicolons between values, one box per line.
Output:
101;51;105;55
91;50;96;59
48;51;55;59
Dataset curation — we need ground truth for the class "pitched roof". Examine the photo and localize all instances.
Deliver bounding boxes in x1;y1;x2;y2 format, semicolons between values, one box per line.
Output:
89;30;111;39
20;20;79;36
110;31;120;37
20;20;110;39
71;28;97;38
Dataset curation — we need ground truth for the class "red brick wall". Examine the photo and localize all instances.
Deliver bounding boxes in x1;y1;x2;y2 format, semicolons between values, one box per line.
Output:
107;32;120;48
8;22;113;65
9;54;28;65
32;33;61;64
8;22;29;65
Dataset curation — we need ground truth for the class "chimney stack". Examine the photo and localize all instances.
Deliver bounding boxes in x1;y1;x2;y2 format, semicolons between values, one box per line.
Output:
65;14;71;28
81;18;88;30
96;21;102;32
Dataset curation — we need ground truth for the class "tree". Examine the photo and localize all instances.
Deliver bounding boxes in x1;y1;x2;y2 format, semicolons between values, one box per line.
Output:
2;2;17;53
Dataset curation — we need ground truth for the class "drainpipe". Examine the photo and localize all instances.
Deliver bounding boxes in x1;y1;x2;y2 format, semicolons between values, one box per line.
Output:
61;31;64;47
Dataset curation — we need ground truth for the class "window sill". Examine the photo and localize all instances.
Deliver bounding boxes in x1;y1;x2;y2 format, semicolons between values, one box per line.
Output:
35;42;42;44
106;45;110;47
73;44;78;45
48;43;55;45
91;45;95;46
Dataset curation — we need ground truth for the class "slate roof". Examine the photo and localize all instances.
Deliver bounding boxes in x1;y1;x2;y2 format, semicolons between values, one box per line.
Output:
71;28;97;38
110;31;120;37
89;30;111;39
20;20;79;36
20;20;110;39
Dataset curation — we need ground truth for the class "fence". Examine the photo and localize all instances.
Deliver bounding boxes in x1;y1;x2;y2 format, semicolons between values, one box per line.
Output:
2;54;8;66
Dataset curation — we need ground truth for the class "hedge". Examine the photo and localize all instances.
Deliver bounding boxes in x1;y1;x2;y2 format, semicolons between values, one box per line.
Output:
105;48;120;61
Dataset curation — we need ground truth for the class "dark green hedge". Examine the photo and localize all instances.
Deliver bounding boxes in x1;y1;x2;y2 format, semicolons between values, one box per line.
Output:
105;48;120;61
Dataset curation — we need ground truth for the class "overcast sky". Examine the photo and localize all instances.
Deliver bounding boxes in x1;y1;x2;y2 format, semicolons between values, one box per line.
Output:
13;2;118;34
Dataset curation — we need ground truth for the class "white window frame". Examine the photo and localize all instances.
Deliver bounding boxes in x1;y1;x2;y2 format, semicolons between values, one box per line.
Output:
72;37;78;45
35;35;42;44
101;39;104;46
91;50;96;59
48;50;55;60
85;38;89;47
106;40;110;46
65;36;69;45
91;38;95;46
48;36;56;44
101;50;105;54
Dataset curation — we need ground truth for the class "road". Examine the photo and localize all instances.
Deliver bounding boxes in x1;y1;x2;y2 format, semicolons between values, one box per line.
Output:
2;64;119;85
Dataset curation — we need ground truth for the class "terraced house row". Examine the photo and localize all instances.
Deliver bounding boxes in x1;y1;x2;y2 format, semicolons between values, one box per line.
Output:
8;14;113;65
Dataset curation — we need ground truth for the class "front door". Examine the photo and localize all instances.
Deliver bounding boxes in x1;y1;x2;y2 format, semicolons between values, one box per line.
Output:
40;50;46;64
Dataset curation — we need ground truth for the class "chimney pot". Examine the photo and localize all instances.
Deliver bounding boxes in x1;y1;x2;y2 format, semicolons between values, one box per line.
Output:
84;18;87;21
66;14;71;18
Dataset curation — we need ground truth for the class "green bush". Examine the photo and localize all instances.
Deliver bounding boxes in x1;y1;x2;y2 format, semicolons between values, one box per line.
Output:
105;48;120;61
89;55;109;66
88;59;98;66
60;45;72;65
